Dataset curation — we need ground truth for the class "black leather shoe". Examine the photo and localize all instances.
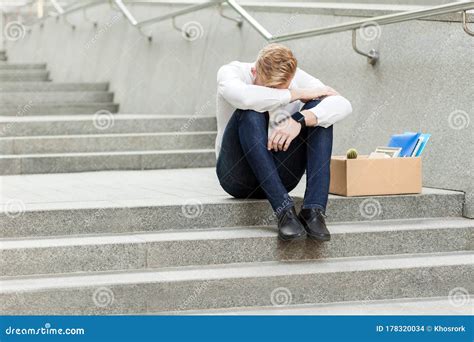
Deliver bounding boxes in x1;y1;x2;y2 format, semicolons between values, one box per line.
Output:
298;208;330;241
277;207;306;241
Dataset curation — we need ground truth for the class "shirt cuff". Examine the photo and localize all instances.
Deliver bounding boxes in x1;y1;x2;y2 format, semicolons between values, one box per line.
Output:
309;106;330;128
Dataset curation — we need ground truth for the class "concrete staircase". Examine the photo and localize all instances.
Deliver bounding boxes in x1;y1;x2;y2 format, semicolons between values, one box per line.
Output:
0;62;216;174
0;167;472;315
0;58;472;315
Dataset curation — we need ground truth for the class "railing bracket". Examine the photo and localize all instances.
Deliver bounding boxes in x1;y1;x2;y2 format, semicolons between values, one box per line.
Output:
171;17;203;41
171;17;183;34
83;7;98;28
219;3;243;28
352;29;379;66
113;0;151;41
63;15;76;30
462;11;474;36
138;27;153;42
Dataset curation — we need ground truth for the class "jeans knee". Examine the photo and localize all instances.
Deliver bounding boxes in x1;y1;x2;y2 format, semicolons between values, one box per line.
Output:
236;109;268;147
308;124;333;136
237;109;267;128
218;177;264;200
306;125;333;156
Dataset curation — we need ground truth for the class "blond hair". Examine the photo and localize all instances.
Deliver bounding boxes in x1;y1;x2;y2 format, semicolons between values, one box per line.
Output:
255;44;297;87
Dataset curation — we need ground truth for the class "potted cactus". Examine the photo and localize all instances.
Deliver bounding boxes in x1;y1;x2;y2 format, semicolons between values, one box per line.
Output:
346;148;358;159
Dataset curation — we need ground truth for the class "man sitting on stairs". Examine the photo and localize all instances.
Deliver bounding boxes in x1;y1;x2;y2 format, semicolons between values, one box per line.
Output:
215;44;352;241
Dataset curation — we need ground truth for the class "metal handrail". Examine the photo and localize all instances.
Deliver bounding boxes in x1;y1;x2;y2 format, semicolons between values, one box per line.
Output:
462;10;474;35
18;0;474;64
136;0;223;28
227;0;474;64
25;0;103;28
251;1;474;42
113;0;227;40
113;0;473;63
49;0;65;15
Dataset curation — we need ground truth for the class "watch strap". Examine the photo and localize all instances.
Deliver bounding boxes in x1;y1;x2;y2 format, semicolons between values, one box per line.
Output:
291;111;306;128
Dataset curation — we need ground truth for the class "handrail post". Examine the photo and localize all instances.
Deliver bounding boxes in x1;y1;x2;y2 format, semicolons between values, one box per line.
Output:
114;0;138;26
351;30;379;66
49;0;65;15
218;3;243;27
462;10;474;36
226;0;273;41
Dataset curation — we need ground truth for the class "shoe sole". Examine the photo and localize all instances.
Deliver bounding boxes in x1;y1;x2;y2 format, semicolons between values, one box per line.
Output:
278;232;307;241
306;233;331;242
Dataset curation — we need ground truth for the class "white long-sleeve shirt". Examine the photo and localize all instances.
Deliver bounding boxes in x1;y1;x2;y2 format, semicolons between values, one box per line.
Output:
215;61;352;156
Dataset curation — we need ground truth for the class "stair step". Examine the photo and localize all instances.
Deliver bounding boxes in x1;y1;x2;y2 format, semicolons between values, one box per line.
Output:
0;63;46;70
1;218;471;277
0;132;217;154
0;70;49;82
0;91;114;105
0;82;109;92
0;114;217;136
0;102;119;116
0;168;464;238
0;149;216;175
0;251;471;314
163;296;473;315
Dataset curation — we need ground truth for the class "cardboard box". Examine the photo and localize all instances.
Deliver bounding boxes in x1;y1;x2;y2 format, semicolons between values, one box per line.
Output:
329;156;422;196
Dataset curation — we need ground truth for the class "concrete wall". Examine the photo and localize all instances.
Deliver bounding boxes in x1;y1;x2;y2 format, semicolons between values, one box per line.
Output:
5;2;474;216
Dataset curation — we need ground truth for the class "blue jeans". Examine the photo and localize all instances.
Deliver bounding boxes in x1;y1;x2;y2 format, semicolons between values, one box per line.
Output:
216;100;333;215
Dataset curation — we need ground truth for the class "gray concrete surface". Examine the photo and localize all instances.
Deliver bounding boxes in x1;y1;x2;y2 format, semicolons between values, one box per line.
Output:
0;70;49;81
0;103;119;116
0;82;109;92
162;296;473;315
0;168;464;237
0;63;46;70
0;91;114;104
0;114;217;136
0;251;471;314
0;149;216;174
0;131;216;154
1;217;471;276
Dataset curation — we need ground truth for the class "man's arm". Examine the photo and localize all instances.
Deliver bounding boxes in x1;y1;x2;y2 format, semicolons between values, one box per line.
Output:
217;63;291;112
304;95;352;128
267;68;353;151
293;68;353;127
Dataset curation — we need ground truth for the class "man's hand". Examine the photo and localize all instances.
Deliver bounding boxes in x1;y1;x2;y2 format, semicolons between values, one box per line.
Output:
267;118;302;152
290;86;339;103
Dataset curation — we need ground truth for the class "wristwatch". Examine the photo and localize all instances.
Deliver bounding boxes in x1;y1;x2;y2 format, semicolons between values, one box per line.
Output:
291;111;306;128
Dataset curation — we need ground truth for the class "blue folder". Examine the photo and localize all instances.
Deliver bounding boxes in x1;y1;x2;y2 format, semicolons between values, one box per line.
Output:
414;133;430;156
404;132;431;157
388;132;421;157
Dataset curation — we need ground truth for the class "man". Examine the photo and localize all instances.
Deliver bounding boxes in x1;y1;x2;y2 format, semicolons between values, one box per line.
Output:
215;44;352;241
